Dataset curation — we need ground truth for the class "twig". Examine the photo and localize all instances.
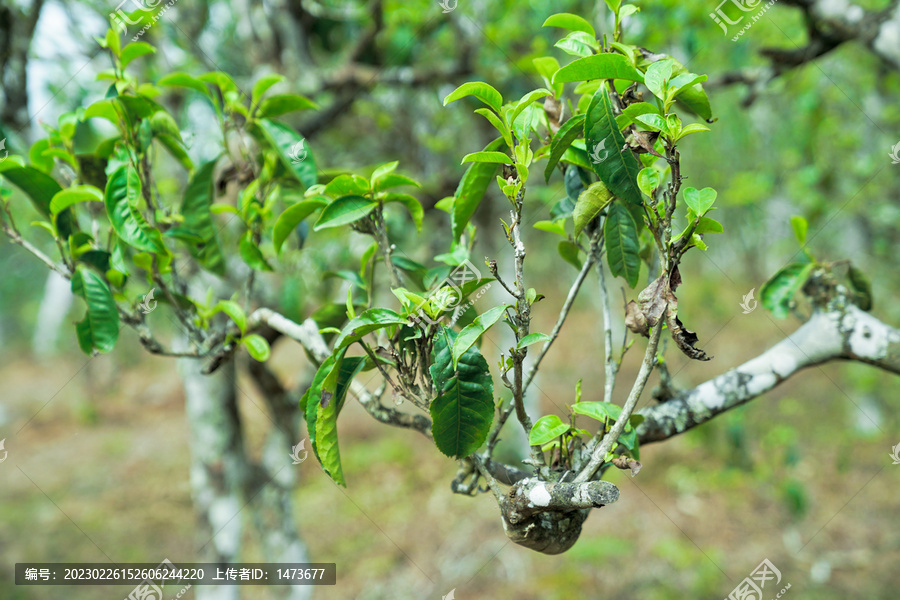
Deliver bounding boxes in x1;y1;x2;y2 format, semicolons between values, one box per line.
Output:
595;244;616;405
471;454;504;501
372;208;402;289
575;321;663;483
0;214;70;278
522;233;598;394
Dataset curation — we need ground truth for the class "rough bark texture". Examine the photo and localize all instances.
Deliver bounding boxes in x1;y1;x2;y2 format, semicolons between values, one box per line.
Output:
499;478;619;554
0;0;43;130
637;304;900;444
181;327;313;599
178;357;245;600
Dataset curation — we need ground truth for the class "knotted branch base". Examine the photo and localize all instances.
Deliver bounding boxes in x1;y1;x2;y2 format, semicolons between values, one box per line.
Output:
499;478;620;554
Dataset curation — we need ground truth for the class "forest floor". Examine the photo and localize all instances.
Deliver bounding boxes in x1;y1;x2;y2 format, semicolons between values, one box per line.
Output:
1;298;898;600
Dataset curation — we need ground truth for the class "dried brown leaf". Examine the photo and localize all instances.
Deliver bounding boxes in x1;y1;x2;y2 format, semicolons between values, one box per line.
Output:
625;300;649;336
665;291;711;361
612;455;643;477
637;274;669;327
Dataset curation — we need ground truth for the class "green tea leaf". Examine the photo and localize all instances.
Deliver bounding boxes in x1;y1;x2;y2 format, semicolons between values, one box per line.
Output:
0;164;75;238
214;300;247;333
383;193;423;232
242;334;271;361
604;201;641;288
273;198;327;252
682;187;717;216
790;215;808;245
474;108;513;148
451;137;504;242
643;59;675;100
553;53;644;85
104;166;161;253
158;72;211;98
573;180;613;238
50;185;103;215
239;231;274;271
544;114;586;182
529;414;571;445
313;195;377;231
461;151;512;165
558;240;583;269
443;82;503;113
71;265;119;354
636;167;660;197
452;305;509;367
121;42;156;68
507;88;553;127
760;263;814;318
251;73;285;105
584;88;642;206
542;12;596;36
516;332;552;350
256;94;318;118
256;118;317;189
181;160;226;274
333;308;407;352
430;328;495;458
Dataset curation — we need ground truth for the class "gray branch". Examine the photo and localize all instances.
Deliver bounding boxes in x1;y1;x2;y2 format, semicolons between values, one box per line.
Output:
637;303;900;444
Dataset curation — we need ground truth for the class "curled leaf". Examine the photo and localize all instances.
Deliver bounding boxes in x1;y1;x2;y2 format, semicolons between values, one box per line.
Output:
611;455;643;477
625;267;710;361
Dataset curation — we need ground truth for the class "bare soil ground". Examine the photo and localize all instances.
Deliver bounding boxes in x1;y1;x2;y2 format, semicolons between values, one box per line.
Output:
1;301;898;600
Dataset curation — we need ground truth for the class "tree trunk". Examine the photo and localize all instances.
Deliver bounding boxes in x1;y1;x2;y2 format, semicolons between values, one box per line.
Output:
178;356;245;600
179;347;312;599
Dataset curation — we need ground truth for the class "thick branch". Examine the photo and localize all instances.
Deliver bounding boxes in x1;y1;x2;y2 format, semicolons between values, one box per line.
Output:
637;304;900;444
710;0;900;103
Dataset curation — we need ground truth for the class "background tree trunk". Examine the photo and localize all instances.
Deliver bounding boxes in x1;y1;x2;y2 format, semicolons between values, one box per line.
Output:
178;355;245;600
179;343;312;599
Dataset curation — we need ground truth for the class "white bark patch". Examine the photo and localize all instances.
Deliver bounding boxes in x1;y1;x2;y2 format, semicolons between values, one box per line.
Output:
845;312;889;359
528;484;552;507
745;371;777;396
772;354;798;379
873;7;900;66
812;0;862;23
209;497;242;556
690;382;723;416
